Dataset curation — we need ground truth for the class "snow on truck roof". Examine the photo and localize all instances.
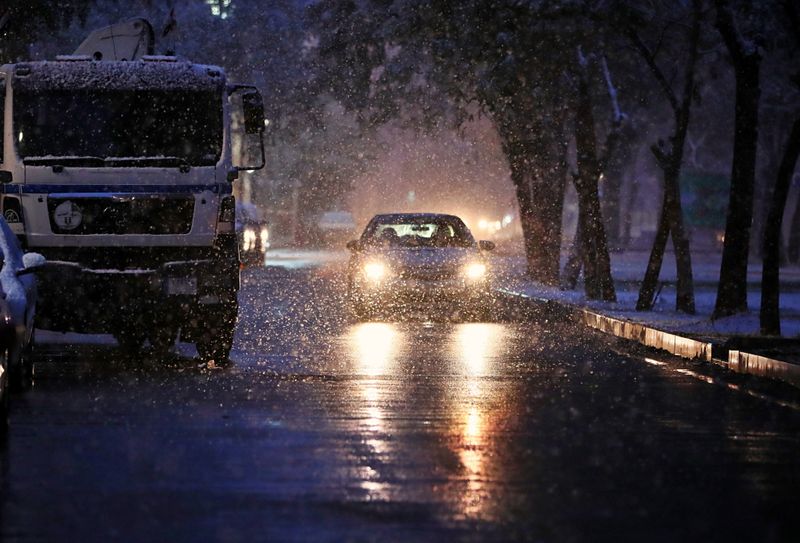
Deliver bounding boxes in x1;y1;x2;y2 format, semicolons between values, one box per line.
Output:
11;60;226;92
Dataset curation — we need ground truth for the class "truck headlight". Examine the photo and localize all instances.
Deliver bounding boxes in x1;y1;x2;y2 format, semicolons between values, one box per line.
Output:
363;261;388;282
464;262;487;280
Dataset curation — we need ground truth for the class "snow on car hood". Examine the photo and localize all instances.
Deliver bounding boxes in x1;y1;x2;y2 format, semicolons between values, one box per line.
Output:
363;246;480;271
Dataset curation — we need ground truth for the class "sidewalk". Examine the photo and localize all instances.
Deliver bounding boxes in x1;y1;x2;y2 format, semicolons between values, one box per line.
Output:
496;250;800;387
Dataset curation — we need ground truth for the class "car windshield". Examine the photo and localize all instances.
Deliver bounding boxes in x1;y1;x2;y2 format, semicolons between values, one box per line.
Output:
13;89;222;166
363;216;475;248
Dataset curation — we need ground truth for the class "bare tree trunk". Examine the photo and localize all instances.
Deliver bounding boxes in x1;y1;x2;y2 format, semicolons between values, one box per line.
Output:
620;172;638;250
561;221;583;290
602;157;624;252
760;117;800;335
574;59;616;302
495;113;565;286
629;1;698;313
713;0;761;318
713;55;761;318
636;195;670;309
665;156;696;313
529;135;568;286
510;162;538;277
789;194;800;263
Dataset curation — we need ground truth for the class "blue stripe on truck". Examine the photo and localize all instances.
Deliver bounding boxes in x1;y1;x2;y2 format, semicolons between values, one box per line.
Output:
0;184;232;195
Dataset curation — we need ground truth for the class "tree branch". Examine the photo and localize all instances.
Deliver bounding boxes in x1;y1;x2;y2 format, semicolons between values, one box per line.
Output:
627;28;680;113
677;0;702;128
714;0;758;66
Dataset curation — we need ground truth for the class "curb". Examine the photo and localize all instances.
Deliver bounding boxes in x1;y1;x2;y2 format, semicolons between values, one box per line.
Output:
496;288;800;389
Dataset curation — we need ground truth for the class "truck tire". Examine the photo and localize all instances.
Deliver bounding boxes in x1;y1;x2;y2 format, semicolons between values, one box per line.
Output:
195;302;237;364
115;327;146;355
149;324;178;358
148;311;179;358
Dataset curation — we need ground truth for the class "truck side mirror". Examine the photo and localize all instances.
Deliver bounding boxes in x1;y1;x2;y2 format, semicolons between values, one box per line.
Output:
242;90;265;135
346;240;361;252
228;85;266;172
0;171;12;184
17;252;47;276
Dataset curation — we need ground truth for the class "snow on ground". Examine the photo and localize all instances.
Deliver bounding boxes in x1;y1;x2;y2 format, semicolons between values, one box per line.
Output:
497;250;800;339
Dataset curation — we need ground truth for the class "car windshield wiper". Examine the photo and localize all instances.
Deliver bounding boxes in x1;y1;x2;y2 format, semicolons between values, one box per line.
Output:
23;156;106;167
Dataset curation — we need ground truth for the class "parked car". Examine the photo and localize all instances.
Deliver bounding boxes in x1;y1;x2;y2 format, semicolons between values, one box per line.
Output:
346;213;495;320
0;215;44;431
0;296;16;433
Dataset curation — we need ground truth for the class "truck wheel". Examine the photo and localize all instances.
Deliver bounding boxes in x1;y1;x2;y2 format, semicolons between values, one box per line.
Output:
195;303;237;364
115;328;146;355
149;324;178;358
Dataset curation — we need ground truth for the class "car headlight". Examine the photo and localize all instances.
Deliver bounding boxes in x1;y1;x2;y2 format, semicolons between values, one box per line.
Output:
464;262;487;280
243;228;256;251
363;261;388;282
260;227;270;251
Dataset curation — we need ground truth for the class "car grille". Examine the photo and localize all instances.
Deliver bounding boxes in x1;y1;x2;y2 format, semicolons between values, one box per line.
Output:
400;266;458;281
47;195;194;235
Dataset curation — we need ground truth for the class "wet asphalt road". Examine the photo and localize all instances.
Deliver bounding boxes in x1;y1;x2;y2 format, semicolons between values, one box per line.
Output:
2;257;800;542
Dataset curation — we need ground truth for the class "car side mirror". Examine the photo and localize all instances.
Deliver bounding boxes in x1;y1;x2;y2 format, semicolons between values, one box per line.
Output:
346;239;361;252
17;252;47;275
479;240;495;251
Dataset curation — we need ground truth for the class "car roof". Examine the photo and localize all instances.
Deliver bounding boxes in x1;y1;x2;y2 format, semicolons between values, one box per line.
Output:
370;213;463;222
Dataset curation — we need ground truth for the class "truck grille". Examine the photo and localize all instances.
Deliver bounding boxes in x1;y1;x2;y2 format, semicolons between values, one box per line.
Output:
47;195;194;235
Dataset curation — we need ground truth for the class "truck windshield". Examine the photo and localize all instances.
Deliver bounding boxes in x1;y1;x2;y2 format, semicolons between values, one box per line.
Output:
13;89;222;166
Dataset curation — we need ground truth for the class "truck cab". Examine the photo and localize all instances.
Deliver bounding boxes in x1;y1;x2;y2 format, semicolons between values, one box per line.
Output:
0;52;265;361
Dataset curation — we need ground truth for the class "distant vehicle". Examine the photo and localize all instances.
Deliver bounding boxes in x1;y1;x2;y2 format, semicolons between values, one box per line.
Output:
346;213;495;319
0;216;44;431
236;203;269;267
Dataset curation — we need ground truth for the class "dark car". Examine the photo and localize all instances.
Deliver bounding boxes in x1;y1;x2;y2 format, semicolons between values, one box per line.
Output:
0;296;16;433
346;213;495;320
0;216;43;432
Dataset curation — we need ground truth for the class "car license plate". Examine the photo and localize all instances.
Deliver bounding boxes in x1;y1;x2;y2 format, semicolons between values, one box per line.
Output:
165;277;197;296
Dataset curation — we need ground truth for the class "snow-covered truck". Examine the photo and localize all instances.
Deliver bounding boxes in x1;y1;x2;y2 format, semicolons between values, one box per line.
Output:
0;19;265;361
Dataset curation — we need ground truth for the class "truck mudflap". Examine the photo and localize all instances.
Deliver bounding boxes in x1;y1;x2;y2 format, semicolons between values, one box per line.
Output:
34;259;239;334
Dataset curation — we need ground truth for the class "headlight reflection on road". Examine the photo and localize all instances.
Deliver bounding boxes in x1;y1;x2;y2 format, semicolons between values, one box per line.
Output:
351;322;399;376
454;323;506;376
450;323;509;519
349;323;401;502
459;405;488;517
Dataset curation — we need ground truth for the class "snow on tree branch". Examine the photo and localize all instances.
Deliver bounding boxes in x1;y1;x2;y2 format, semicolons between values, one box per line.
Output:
601;56;626;125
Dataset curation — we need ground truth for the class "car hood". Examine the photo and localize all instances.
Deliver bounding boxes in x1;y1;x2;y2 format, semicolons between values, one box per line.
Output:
363;246;480;271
